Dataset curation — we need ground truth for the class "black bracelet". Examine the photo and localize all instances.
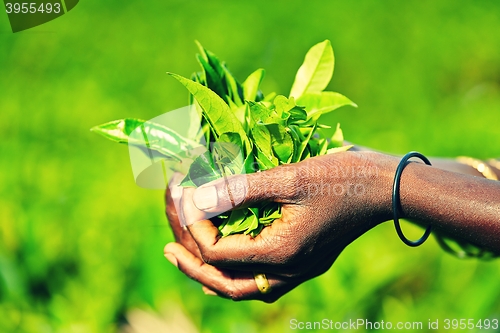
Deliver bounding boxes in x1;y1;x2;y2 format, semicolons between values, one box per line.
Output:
392;151;432;247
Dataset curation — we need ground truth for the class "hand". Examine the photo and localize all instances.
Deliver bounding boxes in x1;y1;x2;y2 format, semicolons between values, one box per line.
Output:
164;151;397;302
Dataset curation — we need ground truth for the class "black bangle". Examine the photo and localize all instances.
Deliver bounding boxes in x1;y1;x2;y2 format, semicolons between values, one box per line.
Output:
392;151;432;247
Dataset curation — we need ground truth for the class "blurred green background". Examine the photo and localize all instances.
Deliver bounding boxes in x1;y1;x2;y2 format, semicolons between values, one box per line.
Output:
1;1;500;332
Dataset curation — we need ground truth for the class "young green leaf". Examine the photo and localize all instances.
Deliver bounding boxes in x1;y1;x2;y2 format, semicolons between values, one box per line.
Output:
328;123;344;148
266;123;294;163
196;54;228;103
263;91;277;103
247;101;279;126
243;153;257;174
297;91;357;119
233;104;247;131
219;209;250;236
288;106;308;125
318;138;329;156
251;124;279;169
181;150;220;187
213;132;245;176
326;145;353;154
244;208;260;235
196;41;245;106
251;124;272;159
195;40;225;78
168;73;251;153
274;95;296;115
254;151;278;171
289;40;334;99
91;118;202;161
242;68;265;101
292;123;317;163
222;63;244;106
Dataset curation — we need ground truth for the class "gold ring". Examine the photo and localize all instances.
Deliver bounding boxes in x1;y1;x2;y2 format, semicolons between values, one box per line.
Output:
253;272;272;294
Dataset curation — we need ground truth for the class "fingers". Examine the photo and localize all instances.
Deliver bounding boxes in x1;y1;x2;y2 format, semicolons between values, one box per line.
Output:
182;180;301;267
164;242;292;302
165;173;187;228
164;242;257;300
181;187;215;226
165;174;184;239
192;165;299;214
181;188;272;264
165;173;202;257
168;176;293;265
186;216;297;267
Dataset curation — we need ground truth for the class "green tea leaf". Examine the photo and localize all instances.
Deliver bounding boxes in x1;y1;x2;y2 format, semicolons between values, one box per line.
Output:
307;138;320;157
273;96;307;127
301;147;311;160
274;95;296;115
249;225;264;238
263;209;281;221
247;101;279;126
213;132;245;176
168;73;251;153
181;150;221;187
222;64;244;106
180;177;196;188
326;145;353;154
297;91;357;119
263;91;277;103
251;124;273;159
195;40;225;78
91;118;201;161
196;41;245;106
288;107;308;125
219;209;250;236
259;203;282;224
288;125;302;163
318;138;329;156
243;68;265;101
243;153;257;174
266;123;294;163
289;40;334;98
293;123;317;163
244;208;260;235
254;151;278;171
233;104;247;128
196;54;228;103
328;123;344;148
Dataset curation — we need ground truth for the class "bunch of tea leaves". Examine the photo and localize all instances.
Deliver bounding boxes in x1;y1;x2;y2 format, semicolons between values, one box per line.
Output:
92;40;356;237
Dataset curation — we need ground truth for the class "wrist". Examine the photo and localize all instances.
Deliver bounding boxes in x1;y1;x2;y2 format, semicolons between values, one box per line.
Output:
355;151;399;226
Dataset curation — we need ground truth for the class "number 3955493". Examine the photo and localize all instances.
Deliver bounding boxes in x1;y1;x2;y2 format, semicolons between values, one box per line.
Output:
5;2;61;14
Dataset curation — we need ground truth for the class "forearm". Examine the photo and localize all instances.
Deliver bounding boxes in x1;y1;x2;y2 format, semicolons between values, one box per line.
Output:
398;163;500;253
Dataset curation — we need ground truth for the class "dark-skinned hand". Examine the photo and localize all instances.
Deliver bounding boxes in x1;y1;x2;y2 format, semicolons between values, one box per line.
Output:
164;151;397;302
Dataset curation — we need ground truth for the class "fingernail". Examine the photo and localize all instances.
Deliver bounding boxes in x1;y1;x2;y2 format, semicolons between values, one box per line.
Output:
169;183;183;201
193;186;218;210
202;286;217;296
164;253;178;268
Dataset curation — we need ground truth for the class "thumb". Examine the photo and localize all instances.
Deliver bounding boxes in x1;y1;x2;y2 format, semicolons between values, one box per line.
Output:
192;167;297;214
